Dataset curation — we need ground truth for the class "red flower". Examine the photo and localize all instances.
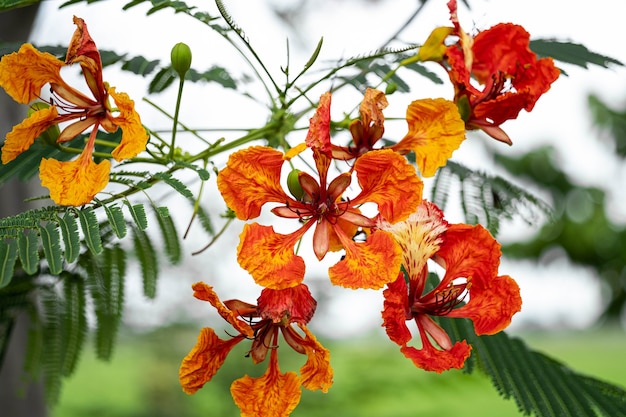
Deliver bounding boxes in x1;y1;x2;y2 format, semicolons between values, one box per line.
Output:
379;200;522;372
179;282;332;417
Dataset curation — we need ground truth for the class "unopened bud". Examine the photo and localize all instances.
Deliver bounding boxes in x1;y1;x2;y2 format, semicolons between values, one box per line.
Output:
171;42;192;78
287;168;304;201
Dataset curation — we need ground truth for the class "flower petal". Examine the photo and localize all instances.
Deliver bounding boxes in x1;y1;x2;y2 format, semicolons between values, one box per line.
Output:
40;150;110;206
179;327;243;394
400;339;471;373
392;98;465;177
305;92;332;156
237;223;308;290
217;146;291;220
353;149;423;223
191;282;254;337
231;350;302;417
329;228;402;289
382;274;413;346
298;324;333;393
257;284;317;325
109;87;148;161
2;106;58;164
0;44;65;104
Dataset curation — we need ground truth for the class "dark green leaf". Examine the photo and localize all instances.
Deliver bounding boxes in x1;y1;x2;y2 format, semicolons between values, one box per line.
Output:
58;212;80;264
153;172;194;198
531;39;623;70
77;208;103;255
132;227;158;299
0;239;18;288
61;272;87;377
124;202;148;230
148;66;177;93
121;55;160;76
0;0;41;12
17;229;39;275
102;203;127;239
39;222;63;275
155;207;181;264
187;66;237;89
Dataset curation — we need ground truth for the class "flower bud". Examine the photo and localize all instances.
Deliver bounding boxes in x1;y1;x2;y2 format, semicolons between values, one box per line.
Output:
171;42;192;78
287;168;304;201
385;82;397;95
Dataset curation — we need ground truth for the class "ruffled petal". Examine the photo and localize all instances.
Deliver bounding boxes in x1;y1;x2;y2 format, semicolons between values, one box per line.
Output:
305;92;332;156
237;223;308;290
179;327;243;394
40;150;110;206
298;325;333;392
109;87;148;161
231;350;302;417
2;106;58;164
0;44;65;104
191;282;254;337
217;146;291;220
382;274;413;346
329;228;402;290
352;149;423;223
257;284;317;325
392;98;465;177
400;339;471;373
447;274;522;335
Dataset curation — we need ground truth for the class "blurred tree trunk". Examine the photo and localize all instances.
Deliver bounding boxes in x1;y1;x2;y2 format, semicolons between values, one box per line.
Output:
0;4;48;417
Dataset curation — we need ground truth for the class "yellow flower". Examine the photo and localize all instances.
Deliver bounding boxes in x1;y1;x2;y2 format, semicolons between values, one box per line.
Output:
0;16;148;206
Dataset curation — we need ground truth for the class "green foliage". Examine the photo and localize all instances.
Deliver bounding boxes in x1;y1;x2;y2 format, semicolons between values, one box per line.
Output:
132;226;159;299
58;212;80;264
531;39;623;71
588;94;626;157
39;222;63;275
17;229;39;275
0;0;40;11
0;238;18;288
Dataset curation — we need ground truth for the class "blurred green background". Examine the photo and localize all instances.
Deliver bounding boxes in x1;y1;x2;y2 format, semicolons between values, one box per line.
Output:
51;325;626;417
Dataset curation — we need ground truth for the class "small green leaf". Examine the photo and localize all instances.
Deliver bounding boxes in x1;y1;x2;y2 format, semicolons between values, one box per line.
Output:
148;66;177;93
102;203;127;239
39;222;63;275
531;39;623;70
155;207;181;264
61;272;87;377
58;212;80;263
0;0;41;12
121;55;160;76
153;172;194;198
124;202;148;230
77;207;103;255
132;227;158;299
0;238;18;288
17;229;39;275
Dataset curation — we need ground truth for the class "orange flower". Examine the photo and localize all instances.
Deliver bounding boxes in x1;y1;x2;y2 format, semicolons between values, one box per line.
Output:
419;0;560;144
179;282;332;417
378;200;521;372
217;93;423;290
0;16;148;206
331;88;465;177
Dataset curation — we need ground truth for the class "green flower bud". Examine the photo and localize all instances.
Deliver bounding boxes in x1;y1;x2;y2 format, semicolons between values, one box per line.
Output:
287;168;304;201
385;82;398;95
171;42;192;78
28;102;60;145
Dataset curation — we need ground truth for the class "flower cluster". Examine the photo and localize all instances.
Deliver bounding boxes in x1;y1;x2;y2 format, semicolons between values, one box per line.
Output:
0;16;147;206
177;2;556;415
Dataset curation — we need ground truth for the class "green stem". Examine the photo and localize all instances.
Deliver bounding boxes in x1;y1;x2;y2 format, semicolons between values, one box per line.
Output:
169;76;186;159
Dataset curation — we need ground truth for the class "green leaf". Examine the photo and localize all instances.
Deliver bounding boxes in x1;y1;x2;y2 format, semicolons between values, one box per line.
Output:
0;239;18;288
61;272;87;377
155;207;181;264
39;222;63;275
0;0;41;12
124;202;148;230
40;287;64;404
148;66;177;93
121;55;160;76
77;207;103;255
531;39;623;70
187;66;237;89
153;172;194;198
58;212;80;264
438;317;626;417
132;227;158;299
17;229;39;275
102;203;127;239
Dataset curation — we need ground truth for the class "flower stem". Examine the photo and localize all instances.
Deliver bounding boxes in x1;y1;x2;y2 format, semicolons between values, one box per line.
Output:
169;76;186;160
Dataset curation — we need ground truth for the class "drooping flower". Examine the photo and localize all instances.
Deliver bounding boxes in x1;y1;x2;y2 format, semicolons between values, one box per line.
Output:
378;200;522;372
217;93;423;290
0;16;148;206
179;282;332;417
418;0;560;144
330;88;465;177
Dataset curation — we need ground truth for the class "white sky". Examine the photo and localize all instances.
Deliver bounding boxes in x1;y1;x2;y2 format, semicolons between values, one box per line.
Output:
27;0;626;335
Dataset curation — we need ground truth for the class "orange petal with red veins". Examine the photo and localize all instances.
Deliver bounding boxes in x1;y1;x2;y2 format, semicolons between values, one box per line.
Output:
191;282;254;337
0;44;65;104
329;229;402;289
2;106;58;164
353;149;423;223
40;151;110;206
447;274;522;335
382;274;413;346
298;324;333;392
109;87;148;161
179;327;243;394
392;98;465;178
217;146;291;220
231;350;302;417
257;284;317;325
305;92;331;155
360;88;387;128
237;223;308;290
400;340;471;373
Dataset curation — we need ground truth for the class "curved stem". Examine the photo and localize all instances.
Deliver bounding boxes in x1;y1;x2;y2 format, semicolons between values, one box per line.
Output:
169;76;186;159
